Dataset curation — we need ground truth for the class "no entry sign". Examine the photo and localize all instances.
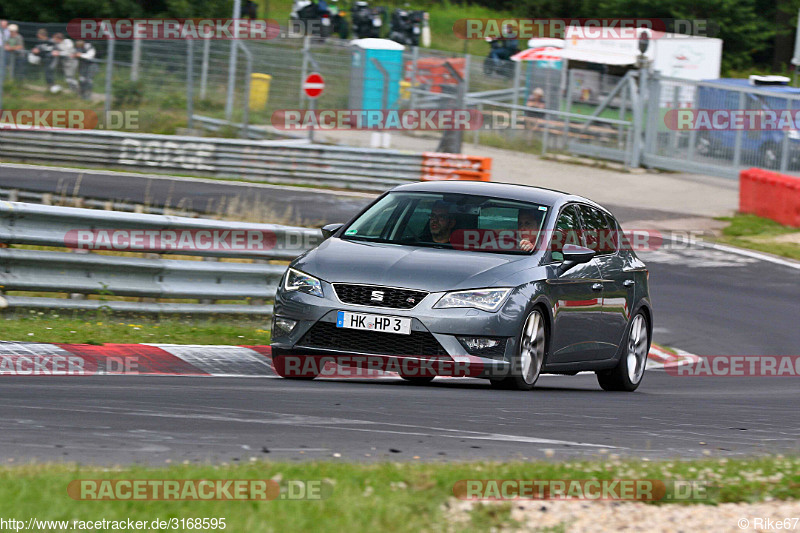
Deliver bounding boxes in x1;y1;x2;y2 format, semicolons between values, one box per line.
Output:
303;73;325;99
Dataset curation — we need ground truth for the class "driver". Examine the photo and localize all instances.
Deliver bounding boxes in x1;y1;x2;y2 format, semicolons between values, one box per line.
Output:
427;201;457;244
517;208;544;251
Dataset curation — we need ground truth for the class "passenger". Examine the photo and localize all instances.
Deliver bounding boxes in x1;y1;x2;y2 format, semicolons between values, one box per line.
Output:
518;208;544;251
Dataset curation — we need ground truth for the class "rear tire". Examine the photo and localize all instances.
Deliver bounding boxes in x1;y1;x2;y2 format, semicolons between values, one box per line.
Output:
490;309;546;391
596;312;649;392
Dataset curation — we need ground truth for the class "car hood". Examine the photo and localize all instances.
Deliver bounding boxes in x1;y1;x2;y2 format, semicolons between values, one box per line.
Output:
293;237;530;292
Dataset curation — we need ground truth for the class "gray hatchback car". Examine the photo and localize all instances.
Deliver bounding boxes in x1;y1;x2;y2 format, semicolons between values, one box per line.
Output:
271;181;652;391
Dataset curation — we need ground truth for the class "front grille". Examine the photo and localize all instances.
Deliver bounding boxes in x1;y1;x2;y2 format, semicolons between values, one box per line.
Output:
298;321;447;357
333;284;428;309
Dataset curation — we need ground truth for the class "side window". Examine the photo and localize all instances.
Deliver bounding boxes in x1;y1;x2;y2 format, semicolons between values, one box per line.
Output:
578;205;615;256
602;212;620;253
549;205;583;262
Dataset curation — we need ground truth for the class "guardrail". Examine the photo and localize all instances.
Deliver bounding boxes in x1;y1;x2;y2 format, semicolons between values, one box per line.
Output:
0;187;197;216
0;202;321;315
0;129;492;192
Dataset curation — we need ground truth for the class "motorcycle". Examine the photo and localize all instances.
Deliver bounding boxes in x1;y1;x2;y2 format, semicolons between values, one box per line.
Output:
290;0;333;39
328;0;350;39
483;37;519;78
388;8;425;46
351;1;384;39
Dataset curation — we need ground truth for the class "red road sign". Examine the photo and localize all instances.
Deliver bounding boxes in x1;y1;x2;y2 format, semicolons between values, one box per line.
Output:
303;73;325;98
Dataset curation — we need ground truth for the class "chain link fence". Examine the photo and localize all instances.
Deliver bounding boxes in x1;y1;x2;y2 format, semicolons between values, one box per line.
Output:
3;21;800;180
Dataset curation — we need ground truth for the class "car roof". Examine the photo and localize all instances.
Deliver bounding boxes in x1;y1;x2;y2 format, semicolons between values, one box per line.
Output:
390;181;613;217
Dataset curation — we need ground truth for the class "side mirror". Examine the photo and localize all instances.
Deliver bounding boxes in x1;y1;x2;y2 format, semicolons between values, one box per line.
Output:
321;223;344;240
562;244;595;263
556;244;595;276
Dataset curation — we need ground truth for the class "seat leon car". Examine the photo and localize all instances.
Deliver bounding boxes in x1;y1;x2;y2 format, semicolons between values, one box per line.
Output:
271;181;652;391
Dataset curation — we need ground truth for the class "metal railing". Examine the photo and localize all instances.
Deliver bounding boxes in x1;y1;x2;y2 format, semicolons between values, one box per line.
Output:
0;129;435;191
0;202;321;315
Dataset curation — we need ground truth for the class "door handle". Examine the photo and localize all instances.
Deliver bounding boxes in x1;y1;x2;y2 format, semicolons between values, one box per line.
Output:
591;283;603;291
623;279;635;287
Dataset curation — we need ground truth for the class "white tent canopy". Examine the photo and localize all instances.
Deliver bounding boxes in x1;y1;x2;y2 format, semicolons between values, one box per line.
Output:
554;48;639;66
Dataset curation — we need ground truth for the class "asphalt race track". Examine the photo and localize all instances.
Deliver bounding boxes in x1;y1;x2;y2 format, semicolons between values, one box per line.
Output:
0;372;798;465
2;164;799;465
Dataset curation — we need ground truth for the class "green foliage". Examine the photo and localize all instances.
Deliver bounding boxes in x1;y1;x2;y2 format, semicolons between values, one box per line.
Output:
111;78;145;108
0;0;233;21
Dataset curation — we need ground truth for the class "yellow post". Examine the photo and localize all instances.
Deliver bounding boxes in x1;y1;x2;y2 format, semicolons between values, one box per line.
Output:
249;73;272;111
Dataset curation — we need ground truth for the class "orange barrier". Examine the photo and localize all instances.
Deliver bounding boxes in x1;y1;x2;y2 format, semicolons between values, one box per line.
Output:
739;168;800;227
405;58;466;94
420;152;492;182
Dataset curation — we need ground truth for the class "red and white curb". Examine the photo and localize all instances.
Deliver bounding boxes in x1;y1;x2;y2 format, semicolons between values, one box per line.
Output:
647;344;702;370
0;341;694;377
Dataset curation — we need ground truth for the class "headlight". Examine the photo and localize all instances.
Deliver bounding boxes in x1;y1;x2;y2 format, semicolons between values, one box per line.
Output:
433;288;512;312
283;268;323;298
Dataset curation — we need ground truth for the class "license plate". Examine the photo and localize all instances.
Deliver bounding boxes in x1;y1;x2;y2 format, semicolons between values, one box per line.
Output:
322;18;331;26
413;26;420;34
336;311;411;335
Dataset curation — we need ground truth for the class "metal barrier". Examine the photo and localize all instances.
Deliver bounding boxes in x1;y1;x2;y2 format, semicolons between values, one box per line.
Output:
0;202;322;315
0;129;491;192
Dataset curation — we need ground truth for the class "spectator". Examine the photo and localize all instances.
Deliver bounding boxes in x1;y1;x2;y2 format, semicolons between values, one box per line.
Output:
72;40;97;100
30;29;56;90
3;24;25;81
0;20;9;46
50;33;78;93
525;87;546;129
244;0;258;19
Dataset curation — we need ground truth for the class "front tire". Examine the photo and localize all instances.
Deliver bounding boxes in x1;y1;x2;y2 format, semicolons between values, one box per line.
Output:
491;309;546;391
596;312;649;392
272;350;320;380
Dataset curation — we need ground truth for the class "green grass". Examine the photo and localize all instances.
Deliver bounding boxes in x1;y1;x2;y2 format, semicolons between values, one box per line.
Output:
0;313;271;345
1;456;798;532
715;213;800;261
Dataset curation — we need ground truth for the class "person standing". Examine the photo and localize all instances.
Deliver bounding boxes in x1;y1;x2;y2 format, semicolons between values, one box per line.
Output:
72;40;97;100
3;24;25;81
31;29;56;90
50;33;78;93
0;20;10;46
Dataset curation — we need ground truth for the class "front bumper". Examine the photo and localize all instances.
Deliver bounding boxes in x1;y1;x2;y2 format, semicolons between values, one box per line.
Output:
271;280;531;379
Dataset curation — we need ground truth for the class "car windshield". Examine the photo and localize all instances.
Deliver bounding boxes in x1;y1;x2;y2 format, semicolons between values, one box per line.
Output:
341;192;549;254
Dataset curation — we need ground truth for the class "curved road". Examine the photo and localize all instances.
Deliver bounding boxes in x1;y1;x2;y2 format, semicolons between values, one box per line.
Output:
1;163;799;465
2;163;798;357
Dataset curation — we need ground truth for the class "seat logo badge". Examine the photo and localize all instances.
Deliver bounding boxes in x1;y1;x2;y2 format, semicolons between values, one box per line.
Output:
371;290;385;302
406;297;416;304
